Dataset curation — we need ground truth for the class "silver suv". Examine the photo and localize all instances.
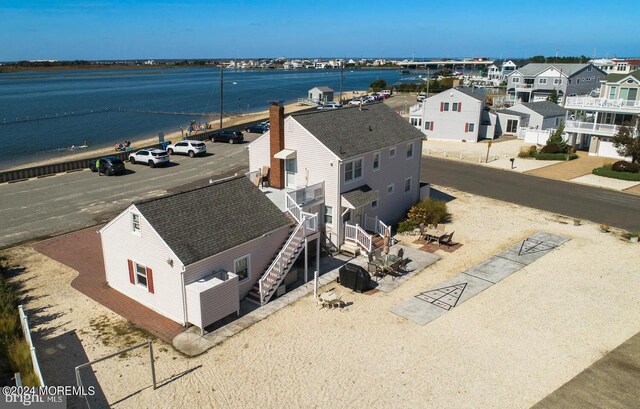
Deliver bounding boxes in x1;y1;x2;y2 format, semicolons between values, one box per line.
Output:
166;140;207;157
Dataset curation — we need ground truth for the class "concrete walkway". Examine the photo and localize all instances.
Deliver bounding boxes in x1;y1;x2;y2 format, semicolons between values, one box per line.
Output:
390;232;570;326
570;174;640;191
173;244;438;356
525;151;610;180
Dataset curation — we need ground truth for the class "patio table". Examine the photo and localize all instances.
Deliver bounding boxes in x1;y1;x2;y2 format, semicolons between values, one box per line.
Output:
373;254;400;270
426;229;446;243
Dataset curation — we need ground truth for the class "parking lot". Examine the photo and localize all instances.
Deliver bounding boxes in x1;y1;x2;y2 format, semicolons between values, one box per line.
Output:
0;134;261;249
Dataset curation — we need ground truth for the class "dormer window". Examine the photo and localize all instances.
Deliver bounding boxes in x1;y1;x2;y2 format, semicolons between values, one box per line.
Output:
131;213;141;233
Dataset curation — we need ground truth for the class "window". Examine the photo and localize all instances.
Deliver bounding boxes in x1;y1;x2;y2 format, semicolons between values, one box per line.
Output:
135;263;148;288
324;205;333;225
344;158;363;182
234;255;250;281
587;66;592;72
452;102;458;111
506;119;518;133
387;184;394;195
576;79;580;84
539;78;547;84
406;143;414;159
371;200;378;209
373;152;380;171
465;123;475;132
609;86;617;99
404;177;412;193
555;117;560;126
389;147;396;158
131;213;141;233
512;77;520;83
553;78;562;85
443;102;450;111
468;123;475;132
425;121;434;131
410;117;422;127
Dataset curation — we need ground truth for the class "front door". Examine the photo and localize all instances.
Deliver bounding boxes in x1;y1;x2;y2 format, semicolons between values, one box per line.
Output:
354;207;363;226
285;158;296;188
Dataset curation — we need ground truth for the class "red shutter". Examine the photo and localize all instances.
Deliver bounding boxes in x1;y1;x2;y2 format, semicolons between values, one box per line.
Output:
127;259;135;284
430;122;434;131
146;267;154;294
458;102;462;112
465;123;469;132
440;102;444;112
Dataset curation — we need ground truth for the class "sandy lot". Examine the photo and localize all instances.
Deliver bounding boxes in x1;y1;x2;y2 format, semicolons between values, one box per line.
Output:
4;187;640;408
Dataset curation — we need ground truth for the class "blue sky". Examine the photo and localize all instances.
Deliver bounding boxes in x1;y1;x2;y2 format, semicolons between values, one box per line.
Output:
1;0;638;61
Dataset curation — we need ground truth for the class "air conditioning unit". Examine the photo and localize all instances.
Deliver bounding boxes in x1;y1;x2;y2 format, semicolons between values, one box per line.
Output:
276;285;286;297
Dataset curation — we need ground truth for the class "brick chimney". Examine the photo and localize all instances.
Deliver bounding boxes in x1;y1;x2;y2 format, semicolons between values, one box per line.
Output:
269;102;285;189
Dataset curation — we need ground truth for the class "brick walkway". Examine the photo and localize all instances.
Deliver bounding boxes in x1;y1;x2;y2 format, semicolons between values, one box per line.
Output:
33;227;183;343
524;151;610;180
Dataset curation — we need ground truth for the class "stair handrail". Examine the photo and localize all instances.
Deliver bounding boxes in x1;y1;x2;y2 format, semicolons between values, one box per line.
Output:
259;216;307;304
355;224;372;253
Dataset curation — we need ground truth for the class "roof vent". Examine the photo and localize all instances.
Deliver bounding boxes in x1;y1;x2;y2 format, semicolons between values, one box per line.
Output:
369;125;373;131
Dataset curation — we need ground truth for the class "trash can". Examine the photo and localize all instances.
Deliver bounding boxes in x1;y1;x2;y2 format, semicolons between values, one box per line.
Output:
161;141;171;150
338;263;371;293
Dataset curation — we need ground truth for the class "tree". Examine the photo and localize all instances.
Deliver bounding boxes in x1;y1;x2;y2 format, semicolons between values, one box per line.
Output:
612;121;640;163
547;89;559;104
370;79;387;92
545;120;567;152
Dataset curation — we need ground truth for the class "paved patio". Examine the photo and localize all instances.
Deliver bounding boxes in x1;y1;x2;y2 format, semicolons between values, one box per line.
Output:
390;232;570;325
33;227;184;343
173;244;439;356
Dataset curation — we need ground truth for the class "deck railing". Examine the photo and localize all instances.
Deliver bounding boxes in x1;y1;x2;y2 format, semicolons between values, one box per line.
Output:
344;223;372;253
564;96;640;112
18;305;45;386
364;215;391;238
565;120;620;136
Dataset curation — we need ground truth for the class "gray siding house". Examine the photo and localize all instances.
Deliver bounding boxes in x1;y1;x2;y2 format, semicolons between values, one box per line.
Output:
308;86;334;103
409;87;495;142
495;100;567;135
506;63;606;103
99;175;292;331
249;102;424;257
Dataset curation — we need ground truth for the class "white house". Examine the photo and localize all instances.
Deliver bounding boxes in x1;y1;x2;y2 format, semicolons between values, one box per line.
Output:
409;87;496;142
308;86;334;103
494;100;567;137
248;102;424;257
563;69;640;158
99;175;300;331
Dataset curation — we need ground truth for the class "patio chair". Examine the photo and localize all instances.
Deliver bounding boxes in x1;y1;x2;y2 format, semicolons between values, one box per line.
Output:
373;248;382;259
437;223;446;232
439;231;455;248
398;258;410;275
367;262;383;281
368;252;374;263
387;260;402;279
396;247;404;260
251;172;261;187
418;224;426;240
260;166;270;187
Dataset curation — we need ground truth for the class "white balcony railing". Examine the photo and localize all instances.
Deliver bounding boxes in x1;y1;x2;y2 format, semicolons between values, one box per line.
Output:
514;84;534;90
564;96;640;112
565;120;620;136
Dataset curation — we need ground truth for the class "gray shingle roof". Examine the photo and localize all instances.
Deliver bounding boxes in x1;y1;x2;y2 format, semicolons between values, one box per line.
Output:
312;86;334;92
292;102;424;159
341;185;378;209
454;87;486;102
521;101;567;117
134;175;291;266
513;63;593;77
494;108;530;118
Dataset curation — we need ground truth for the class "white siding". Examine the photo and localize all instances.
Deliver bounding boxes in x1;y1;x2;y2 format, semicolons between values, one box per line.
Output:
184;225;290;299
248;132;271;174
100;205;186;324
339;139;423;228
418;89;484;142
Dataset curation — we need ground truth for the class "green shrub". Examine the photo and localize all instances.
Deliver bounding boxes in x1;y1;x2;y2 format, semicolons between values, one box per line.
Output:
406;199;450;226
592;167;640;181
397;220;417;233
611;160;640;173
518;146;537;158
535;152;578;161
540;143;562;154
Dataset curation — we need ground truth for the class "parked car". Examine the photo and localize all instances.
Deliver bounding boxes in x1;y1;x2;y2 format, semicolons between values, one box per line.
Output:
165;140;207;157
245;123;269;133
416;92;427;102
210;130;244;144
89;157;126;176
129;149;170;168
348;97;367;106
317;102;343;110
379;90;391;98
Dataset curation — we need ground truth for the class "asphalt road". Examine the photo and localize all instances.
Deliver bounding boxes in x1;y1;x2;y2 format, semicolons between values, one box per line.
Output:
422;157;640;232
0;135;257;249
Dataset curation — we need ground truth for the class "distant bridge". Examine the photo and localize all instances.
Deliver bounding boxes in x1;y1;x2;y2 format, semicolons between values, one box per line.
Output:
394;60;494;69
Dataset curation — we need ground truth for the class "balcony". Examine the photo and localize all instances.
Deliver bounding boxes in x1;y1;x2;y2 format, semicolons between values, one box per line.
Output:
564;97;640;113
565;120;620;137
513;83;534;91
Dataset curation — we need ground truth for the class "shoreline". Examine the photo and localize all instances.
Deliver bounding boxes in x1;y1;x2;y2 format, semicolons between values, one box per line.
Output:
3;91;366;171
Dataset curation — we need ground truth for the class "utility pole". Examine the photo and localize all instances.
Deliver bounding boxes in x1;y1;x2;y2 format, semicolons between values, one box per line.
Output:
219;65;224;130
339;61;344;103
